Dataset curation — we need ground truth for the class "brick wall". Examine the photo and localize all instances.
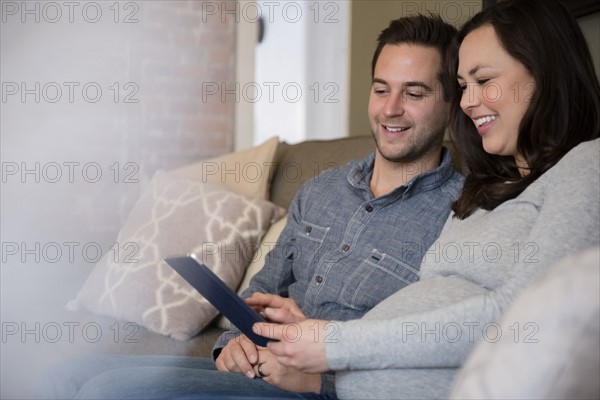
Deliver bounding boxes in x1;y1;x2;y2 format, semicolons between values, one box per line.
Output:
133;0;236;173
1;0;237;247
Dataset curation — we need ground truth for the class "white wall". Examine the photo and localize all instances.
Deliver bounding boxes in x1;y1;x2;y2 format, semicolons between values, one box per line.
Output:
252;0;350;145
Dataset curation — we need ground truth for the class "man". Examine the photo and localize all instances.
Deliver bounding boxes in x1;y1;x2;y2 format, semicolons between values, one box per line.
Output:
38;14;463;399
212;13;463;397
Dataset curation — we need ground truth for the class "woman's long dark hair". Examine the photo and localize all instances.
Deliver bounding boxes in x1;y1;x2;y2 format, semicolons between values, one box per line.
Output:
450;0;600;219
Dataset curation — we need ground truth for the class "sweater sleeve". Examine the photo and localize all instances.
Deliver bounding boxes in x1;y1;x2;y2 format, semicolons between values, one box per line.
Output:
326;139;600;371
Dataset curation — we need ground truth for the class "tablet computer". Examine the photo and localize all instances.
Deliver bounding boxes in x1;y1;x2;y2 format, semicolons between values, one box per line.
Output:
164;255;272;347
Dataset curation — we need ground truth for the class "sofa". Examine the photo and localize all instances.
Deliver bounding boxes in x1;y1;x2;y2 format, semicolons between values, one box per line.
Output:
1;135;378;399
2;135;597;400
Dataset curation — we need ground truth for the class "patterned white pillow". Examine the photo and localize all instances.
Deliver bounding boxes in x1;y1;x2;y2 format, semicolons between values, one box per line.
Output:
69;170;285;340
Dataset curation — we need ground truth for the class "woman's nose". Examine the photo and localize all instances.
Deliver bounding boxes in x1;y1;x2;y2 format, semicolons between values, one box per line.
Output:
460;84;481;112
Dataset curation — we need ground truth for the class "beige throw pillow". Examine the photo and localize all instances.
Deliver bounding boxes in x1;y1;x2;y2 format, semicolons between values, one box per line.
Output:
69;171;285;340
172;136;279;200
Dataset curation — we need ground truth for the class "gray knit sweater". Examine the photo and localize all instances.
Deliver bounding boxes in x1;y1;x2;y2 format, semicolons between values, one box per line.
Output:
326;139;600;397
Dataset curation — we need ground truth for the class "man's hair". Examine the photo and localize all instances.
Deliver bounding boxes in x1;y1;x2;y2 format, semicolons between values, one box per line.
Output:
371;14;458;102
449;0;600;219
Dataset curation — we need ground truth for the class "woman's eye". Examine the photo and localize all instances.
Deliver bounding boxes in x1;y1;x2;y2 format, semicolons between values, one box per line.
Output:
477;78;490;85
458;84;467;92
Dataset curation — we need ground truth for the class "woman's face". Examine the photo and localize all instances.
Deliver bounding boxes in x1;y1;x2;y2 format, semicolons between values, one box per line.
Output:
457;25;535;168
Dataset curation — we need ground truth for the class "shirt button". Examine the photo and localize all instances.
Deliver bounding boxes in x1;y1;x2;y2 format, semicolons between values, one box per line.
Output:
342;244;350;252
305;226;312;234
365;204;374;213
315;275;323;284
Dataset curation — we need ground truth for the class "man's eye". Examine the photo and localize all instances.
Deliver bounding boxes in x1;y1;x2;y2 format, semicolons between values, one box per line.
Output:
374;88;388;95
406;92;424;99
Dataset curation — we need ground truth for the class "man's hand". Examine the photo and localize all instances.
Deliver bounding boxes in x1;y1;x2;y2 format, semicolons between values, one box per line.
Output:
215;334;260;378
254;349;321;393
253;319;332;374
245;293;306;323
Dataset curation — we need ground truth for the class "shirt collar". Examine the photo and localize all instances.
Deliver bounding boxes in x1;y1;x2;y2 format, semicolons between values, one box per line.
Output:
347;147;459;197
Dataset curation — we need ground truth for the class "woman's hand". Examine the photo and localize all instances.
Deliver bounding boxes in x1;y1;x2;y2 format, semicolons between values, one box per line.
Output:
253;319;333;374
245;293;306;323
216;294;309;378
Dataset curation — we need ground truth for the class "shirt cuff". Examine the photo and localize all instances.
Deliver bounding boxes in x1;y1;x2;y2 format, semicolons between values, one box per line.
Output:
212;329;242;361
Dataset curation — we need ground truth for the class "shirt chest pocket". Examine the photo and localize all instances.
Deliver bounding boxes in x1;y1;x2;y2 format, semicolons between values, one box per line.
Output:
339;249;420;312
286;220;331;281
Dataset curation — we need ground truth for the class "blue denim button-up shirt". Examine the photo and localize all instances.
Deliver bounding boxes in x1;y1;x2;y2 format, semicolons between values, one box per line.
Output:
214;148;463;392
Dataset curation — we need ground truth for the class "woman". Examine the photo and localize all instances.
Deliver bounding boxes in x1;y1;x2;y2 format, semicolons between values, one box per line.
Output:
254;0;600;398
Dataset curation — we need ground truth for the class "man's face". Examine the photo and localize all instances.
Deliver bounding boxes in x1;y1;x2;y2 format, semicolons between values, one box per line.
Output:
369;43;449;163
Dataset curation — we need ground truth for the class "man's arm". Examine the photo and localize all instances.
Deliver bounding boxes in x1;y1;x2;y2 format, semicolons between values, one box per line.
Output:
212;194;303;351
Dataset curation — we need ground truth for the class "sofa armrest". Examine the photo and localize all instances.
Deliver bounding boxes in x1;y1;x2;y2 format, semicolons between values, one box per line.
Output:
450;246;600;399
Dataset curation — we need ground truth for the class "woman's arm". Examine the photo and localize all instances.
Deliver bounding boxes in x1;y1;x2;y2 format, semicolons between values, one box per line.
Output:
257;139;600;372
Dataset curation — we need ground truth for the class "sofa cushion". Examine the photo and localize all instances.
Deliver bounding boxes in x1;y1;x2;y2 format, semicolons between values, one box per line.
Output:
450;246;600;399
270;136;374;209
69;170;285;341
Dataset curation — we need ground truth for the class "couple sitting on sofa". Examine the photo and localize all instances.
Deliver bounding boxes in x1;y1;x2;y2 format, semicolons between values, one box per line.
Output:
38;0;600;399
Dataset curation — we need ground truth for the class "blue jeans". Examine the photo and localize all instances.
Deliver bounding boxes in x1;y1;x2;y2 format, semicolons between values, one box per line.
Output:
34;355;335;400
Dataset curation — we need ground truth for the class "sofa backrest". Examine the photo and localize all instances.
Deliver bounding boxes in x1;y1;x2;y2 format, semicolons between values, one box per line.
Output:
269;136;375;209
